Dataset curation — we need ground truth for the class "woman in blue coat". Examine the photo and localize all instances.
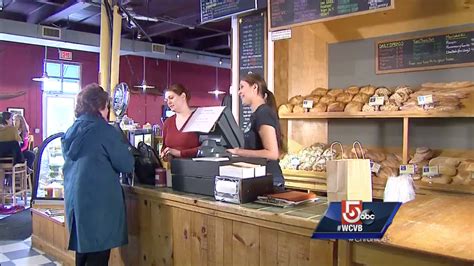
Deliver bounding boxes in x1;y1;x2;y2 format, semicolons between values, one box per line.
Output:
62;83;134;266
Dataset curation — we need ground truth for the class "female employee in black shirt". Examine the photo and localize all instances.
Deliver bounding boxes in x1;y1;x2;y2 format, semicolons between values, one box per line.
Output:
227;73;284;188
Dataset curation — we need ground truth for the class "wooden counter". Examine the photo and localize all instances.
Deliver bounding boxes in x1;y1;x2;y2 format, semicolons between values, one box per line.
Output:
31;185;473;266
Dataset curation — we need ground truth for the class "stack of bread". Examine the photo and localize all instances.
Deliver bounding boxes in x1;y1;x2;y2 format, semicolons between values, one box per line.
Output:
452;159;474;185
400;81;473;112
279;143;335;172
409;147;435;181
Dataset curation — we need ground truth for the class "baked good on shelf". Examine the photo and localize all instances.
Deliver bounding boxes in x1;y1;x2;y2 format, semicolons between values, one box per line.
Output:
327;88;344;97
346;86;360;95
380;102;399;111
336;93;353;103
375;87;392;96
344;101;363;112
389;91;410;106
421;81;474;89
293;105;305;114
421;175;453;184
278;104;294;116
360;85;376;96
394;86;413;95
452;160;474;185
365;150;386;162
327;102;346;112
429;157;461;168
319;95;336;104
376;167;398;179
432;105;460;112
310;103;327;112
362;103;377;112
311;87;328;96
381;157;399;169
304;95;321;103
352;93;370;104
289;95;304;105
409;147;435;164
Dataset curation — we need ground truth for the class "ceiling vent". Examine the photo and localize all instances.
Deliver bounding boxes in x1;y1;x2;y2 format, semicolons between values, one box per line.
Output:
151;43;166;54
41;26;61;40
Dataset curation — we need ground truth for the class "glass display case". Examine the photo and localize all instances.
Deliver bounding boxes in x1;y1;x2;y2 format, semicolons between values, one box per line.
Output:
32;133;65;202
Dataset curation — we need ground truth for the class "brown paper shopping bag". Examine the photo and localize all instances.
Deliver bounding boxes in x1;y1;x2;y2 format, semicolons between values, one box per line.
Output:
326;141;372;202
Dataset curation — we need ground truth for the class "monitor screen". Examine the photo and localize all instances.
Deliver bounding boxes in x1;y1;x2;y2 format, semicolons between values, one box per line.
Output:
198;106;244;149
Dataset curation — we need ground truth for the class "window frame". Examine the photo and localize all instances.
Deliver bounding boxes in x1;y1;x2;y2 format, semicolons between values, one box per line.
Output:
42;60;82;94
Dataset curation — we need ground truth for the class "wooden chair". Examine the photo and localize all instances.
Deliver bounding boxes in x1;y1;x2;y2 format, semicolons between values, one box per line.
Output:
28;134;35;151
0;157;30;206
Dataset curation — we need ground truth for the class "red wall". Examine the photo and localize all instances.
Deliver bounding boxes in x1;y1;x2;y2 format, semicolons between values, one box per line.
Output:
0;41;231;146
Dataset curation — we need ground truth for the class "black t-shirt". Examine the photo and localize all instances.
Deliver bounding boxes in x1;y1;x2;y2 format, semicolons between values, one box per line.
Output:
243;104;284;186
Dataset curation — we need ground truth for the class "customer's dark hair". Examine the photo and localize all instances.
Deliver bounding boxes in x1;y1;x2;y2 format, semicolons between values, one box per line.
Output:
75;83;109;118
165;83;191;103
1;111;12;125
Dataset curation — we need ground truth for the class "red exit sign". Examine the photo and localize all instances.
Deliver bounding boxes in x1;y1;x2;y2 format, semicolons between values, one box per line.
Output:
59;50;72;61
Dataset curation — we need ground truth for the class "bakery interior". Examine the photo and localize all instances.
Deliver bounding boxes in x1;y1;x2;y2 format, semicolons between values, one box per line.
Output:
0;0;473;265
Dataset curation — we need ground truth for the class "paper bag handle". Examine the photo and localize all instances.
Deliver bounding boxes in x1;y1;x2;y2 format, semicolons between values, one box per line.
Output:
330;141;344;160
352;140;365;159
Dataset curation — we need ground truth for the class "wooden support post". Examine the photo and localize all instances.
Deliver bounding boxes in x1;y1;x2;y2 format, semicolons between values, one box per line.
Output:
109;4;122;121
402;117;409;164
99;0;111;92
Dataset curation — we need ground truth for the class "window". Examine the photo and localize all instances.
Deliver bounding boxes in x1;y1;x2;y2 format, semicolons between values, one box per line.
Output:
43;61;81;94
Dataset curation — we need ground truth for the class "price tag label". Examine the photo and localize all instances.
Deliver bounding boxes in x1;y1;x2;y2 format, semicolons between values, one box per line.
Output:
303;100;314;109
290;157;300;168
399;164;415;175
422;165;439;177
417;95;434;105
369;96;385;106
370;161;381;174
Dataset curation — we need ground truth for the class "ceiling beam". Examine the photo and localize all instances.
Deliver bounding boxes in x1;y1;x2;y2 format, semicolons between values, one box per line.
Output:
40;0;92;24
204;44;230;52
34;0;65;7
27;3;58;24
183;32;229;42
146;14;199;37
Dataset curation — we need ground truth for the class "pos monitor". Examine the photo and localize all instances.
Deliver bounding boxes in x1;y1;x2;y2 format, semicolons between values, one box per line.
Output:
184;106;244;157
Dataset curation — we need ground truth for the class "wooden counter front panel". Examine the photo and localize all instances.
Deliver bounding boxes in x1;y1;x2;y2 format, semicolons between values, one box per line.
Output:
119;193;335;266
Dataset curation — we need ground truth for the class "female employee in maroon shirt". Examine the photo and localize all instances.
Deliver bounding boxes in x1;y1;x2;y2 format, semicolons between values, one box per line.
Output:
161;84;200;160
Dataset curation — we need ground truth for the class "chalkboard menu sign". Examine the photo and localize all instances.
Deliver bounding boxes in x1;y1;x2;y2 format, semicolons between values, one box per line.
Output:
201;0;257;23
239;12;266;131
376;30;474;74
270;0;393;30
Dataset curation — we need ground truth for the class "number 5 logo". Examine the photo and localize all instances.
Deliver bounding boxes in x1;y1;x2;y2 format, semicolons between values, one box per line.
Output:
341;200;362;224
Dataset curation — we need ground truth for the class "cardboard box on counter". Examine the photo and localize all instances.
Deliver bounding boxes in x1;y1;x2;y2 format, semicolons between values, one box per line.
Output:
215;175;273;204
219;162;266;178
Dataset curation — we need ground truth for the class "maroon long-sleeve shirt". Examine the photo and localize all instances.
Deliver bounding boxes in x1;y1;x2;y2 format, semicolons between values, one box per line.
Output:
161;115;199;158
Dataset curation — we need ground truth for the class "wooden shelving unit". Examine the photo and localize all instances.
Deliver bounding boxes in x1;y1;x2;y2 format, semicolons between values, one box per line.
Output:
279;110;474;119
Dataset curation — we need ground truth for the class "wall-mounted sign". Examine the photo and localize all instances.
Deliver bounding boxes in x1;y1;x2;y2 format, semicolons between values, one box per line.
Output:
59;50;72;61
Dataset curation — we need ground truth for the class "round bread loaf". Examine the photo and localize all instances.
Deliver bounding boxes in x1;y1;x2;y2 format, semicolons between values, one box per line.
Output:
336;93;353;103
346;86;360;95
380;103;399;111
429;157;461;167
375;87;392;96
319;95;336;104
362;103;377;112
311;87;328;96
360;85;376;96
304;95;321;103
344;101;363;113
327;102;346;112
293;105;305;114
278;104;294;116
395;86;413;95
310;103;327;112
289;95;304;105
327;88;344;97
352;93;370;104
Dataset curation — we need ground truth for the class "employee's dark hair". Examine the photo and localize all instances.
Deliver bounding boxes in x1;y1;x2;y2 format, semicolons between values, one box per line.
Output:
75;83;109;118
165;83;191;103
241;73;278;117
1;111;12;125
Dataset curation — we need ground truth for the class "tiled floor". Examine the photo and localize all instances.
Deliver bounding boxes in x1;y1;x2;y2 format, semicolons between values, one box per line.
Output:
0;238;62;265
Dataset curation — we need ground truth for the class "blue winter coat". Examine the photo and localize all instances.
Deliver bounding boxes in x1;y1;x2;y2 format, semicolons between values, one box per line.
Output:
61;114;134;253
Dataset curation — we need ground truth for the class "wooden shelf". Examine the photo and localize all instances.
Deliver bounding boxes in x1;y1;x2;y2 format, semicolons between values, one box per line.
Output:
280;110;474;119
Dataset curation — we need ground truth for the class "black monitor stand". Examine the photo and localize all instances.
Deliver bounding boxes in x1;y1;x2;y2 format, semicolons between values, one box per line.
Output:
197;136;232;158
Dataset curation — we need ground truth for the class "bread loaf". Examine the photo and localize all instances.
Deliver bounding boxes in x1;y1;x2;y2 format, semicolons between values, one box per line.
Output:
346;86;360;95
362;103;377;112
376;167;398;179
304;95;321;103
292;105;305;114
421;175;453;184
360;85;376;96
352;93;370;104
336;93;353;103
365;150;386;162
327;89;344;97
311;88;328;96
394;86;413;95
344;101;363;112
409;147;434;164
278;104;294;116
327;102;346;112
438;164;457;176
381;158;399;169
289;95;304;105
421;81;474;89
375;87;392;96
429;157;461;167
452;160;474;185
310;103;327;112
380;103;399;111
319;95;336;104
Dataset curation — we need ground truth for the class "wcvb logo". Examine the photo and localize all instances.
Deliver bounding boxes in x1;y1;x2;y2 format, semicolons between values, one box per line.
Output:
341;200;375;225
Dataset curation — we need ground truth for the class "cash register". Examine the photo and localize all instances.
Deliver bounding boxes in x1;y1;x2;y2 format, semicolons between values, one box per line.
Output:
171;106;271;197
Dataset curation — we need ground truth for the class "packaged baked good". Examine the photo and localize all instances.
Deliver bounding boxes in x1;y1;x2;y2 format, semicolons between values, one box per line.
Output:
327;88;344;97
289;95;304;105
311;88;328;96
327;102;346;112
278;104;294;116
344;101;363;112
352;93;370;104
336;93;353;103
346;86;360;95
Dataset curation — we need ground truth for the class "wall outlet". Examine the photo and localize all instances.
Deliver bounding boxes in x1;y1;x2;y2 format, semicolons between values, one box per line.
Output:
35;128;40;134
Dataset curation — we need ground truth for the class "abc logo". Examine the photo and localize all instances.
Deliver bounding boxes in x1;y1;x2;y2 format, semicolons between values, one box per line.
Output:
360;209;375;225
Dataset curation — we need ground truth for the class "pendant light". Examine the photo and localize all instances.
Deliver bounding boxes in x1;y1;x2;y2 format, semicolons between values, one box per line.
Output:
134;56;155;92
32;46;49;82
208;66;225;96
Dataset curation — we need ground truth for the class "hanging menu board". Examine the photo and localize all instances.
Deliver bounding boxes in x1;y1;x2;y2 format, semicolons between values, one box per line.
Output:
269;0;393;30
376;30;474;74
201;0;257;23
239;12;266;131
